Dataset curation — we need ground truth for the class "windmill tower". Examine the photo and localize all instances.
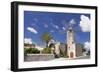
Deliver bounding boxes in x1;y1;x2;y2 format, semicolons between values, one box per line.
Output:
67;24;76;58
59;19;77;58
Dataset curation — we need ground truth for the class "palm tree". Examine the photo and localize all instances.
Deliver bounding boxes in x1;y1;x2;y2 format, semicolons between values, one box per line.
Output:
41;32;52;48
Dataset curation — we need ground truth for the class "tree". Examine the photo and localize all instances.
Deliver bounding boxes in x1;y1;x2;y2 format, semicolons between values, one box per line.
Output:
87;50;90;55
24;48;40;54
42;48;51;54
77;43;86;53
41;32;52;48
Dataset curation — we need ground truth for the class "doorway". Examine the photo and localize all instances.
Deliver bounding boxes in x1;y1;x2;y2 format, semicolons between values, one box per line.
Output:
70;52;74;58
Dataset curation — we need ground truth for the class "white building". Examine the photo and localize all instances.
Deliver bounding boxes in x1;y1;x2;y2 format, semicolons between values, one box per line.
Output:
36;46;44;51
54;42;60;56
67;26;76;58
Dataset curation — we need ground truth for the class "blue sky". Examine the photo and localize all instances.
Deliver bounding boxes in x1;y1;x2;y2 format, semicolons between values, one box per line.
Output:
24;11;90;47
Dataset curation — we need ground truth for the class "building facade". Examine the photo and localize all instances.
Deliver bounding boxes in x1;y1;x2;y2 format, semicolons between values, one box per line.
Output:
67;26;76;58
24;43;35;49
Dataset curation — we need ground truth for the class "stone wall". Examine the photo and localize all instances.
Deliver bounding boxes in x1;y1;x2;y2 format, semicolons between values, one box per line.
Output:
24;54;55;61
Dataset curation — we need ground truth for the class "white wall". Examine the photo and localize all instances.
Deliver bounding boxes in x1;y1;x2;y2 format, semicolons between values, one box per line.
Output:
0;0;99;73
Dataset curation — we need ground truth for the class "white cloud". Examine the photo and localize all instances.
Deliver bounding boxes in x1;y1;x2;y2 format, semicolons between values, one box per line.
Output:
84;41;90;51
52;24;59;29
44;24;48;28
69;19;76;24
50;22;59;29
27;27;38;34
50;30;54;33
24;38;32;44
33;18;38;22
79;15;91;32
62;27;66;30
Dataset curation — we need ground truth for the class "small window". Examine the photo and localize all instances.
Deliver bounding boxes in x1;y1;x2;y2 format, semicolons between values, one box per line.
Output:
69;29;72;32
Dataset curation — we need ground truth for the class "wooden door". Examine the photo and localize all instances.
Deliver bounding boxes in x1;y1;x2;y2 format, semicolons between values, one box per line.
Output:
70;52;74;58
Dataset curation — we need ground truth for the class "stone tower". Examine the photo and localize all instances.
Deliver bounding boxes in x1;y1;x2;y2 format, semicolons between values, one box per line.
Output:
67;26;76;58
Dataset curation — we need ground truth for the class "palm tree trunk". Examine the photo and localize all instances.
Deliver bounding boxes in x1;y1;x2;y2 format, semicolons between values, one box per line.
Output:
46;42;48;48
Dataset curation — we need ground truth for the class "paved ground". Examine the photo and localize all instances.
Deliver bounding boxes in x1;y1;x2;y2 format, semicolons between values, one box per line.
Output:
75;55;90;59
49;55;90;61
24;54;90;62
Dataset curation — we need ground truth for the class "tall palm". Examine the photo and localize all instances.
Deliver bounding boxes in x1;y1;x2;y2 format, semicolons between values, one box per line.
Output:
41;32;52;48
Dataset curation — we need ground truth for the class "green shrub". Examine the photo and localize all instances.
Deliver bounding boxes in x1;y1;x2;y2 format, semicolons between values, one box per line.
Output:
42;48;51;54
24;48;40;54
60;49;67;58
